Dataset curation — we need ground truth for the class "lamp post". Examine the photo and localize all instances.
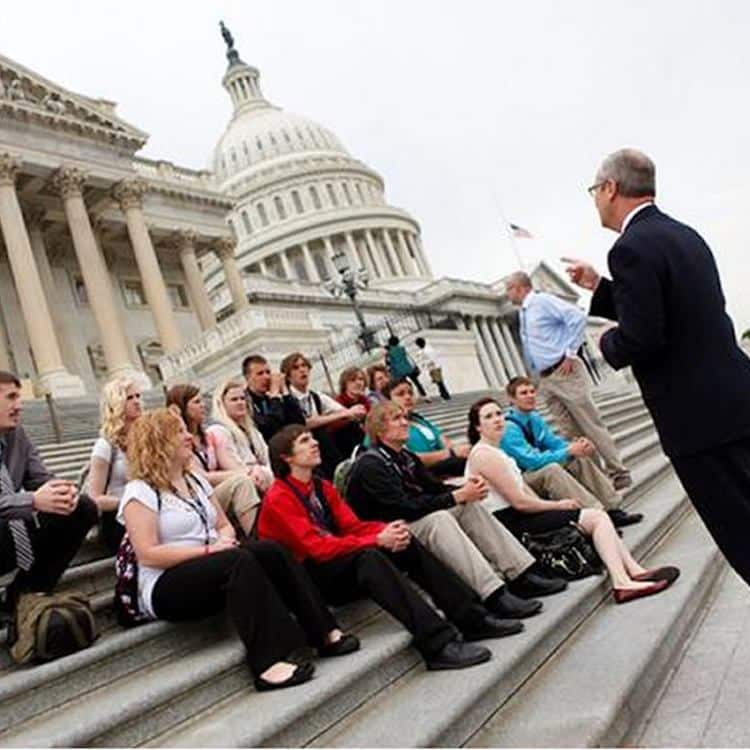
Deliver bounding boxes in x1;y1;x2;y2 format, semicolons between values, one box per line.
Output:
324;249;376;352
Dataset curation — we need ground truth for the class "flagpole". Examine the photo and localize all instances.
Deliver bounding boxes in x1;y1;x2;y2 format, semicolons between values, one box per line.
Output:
490;187;525;272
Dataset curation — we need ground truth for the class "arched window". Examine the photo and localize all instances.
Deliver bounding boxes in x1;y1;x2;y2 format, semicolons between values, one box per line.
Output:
292;190;304;214
227;219;237;241
326;183;338;207
309;186;322;210
274;196;287;221
257;202;269;227
241;210;252;234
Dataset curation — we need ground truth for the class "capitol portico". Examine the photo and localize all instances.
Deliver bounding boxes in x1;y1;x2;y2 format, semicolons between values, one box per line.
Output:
0;26;610;399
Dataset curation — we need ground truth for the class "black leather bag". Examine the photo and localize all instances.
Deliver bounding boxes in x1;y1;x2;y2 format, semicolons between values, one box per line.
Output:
520;524;603;580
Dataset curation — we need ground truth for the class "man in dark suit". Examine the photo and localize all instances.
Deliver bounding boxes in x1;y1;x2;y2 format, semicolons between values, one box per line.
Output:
564;148;750;586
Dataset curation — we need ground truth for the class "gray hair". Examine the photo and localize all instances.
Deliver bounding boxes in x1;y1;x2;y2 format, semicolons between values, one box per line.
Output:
506;271;532;289
596;148;656;198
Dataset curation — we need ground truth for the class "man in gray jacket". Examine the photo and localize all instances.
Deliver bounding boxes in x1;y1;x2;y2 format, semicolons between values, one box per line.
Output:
0;371;97;612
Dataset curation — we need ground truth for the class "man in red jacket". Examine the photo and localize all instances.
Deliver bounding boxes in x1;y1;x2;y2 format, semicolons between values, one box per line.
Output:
259;425;523;671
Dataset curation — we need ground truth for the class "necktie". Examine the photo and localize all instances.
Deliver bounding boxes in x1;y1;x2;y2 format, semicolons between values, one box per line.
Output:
0;441;34;571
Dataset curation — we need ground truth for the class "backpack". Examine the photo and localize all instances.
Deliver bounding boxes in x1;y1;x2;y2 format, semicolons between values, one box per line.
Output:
332;444;364;498
520;524;603;581
9;590;98;664
114;488;161;628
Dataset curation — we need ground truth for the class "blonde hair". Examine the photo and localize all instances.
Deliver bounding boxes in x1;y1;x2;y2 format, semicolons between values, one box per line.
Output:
100;376;136;449
366;401;405;443
126;408;186;491
211;378;269;465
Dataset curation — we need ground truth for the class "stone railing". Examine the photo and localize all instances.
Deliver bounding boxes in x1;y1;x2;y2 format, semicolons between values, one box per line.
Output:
158;307;317;380
133;157;221;193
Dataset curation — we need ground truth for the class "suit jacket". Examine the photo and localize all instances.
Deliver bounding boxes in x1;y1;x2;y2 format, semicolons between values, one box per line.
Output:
0;425;54;521
590;204;750;457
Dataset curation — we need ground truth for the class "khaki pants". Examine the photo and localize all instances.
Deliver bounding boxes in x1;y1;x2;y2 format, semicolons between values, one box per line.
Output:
213;474;262;534
409;502;534;600
523;459;620;510
538;356;627;475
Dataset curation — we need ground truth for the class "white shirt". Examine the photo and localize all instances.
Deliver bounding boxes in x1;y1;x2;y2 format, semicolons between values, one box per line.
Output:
289;385;344;418
620;201;654;234
465;442;525;513
90;438;128;500
117;475;218;618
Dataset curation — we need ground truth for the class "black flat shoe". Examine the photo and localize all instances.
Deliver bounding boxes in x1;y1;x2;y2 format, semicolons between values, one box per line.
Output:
508;572;568;598
632;566;680;586
425;640;491;671
463;614;523;641
608;509;644;528
254;661;315;692
319;633;361;657
487;587;543;619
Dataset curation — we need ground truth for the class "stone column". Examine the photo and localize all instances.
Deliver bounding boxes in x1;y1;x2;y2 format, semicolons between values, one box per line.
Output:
406;233;426;275
501;320;527;375
344;232;361;272
477;317;506;387
489;317;515;380
364;229;386;277
51;167;147;384
258;259;269;276
301;242;320;283
172;230;216;331
113;180;183;354
214;236;249;312
382;229;404;276
356;235;377;278
398;230;420;275
465;316;498;389
323;236;338;279
279;249;294;280
0;155;84;396
411;233;433;277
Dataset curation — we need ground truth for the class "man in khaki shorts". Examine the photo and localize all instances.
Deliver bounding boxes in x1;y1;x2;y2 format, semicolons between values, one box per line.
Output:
501;376;642;528
505;271;632;490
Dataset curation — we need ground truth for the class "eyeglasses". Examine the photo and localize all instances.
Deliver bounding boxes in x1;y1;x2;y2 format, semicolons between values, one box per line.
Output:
586;181;605;197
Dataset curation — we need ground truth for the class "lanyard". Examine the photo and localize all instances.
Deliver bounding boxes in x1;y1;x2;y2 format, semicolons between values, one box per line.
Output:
171;474;211;546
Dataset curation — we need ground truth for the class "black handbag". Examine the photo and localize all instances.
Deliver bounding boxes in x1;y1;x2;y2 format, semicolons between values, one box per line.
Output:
520;523;603;580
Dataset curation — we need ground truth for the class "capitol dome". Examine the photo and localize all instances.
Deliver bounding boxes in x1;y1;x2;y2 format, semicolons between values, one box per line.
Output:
207;23;433;297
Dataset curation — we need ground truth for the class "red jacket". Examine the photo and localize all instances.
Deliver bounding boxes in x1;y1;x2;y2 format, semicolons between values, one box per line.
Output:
258;475;385;563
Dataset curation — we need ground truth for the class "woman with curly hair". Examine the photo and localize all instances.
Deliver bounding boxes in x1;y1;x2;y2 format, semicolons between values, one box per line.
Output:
465;397;680;604
88;376;142;552
118;408;359;691
166;384;259;537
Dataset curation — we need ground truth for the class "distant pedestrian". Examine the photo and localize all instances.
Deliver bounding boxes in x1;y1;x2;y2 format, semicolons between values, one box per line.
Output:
385;336;427;398
415;337;451;400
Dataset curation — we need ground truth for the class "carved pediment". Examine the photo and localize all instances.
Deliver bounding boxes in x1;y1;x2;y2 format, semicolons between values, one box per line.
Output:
0;53;148;151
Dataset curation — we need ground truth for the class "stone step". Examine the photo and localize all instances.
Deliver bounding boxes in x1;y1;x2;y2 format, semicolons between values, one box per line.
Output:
466;512;724;748
158;462;687;748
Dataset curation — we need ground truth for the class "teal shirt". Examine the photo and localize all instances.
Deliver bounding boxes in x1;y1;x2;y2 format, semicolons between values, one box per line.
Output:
406;414;445;453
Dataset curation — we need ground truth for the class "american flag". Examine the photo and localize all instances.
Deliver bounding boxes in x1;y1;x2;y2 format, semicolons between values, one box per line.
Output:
509;223;534;239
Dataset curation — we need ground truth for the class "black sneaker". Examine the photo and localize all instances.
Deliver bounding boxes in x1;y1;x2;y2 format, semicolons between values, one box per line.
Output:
508;572;568;598
425;639;491;670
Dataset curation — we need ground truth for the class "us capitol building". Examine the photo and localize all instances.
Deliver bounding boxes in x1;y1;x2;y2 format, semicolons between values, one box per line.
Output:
0;25;605;399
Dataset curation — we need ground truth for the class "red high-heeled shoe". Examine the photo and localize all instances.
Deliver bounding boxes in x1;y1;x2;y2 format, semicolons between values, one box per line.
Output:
613;579;669;604
632;566;680;586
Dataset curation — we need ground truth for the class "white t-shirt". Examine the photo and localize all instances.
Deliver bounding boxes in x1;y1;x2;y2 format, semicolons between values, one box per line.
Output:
117;474;219;619
90;438;129;500
465;442;525;514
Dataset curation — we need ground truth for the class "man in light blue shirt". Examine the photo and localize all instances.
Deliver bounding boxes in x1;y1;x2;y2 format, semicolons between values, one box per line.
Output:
505;271;631;490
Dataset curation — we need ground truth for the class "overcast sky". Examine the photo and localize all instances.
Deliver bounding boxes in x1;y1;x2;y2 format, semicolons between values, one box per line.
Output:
3;1;749;330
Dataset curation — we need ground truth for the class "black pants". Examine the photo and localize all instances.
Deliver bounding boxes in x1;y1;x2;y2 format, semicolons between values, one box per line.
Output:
306;538;485;658
330;422;365;460
434;379;451;401
100;510;125;554
672;437;750;587
312;427;343;480
406;369;427;397
151;539;337;676
0;494;98;594
427;454;467;480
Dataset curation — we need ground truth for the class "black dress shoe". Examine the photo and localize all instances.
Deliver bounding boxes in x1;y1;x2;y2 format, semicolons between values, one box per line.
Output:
425;639;491;671
462;614;523;641
254;661;315;692
318;633;361;657
486;587;543;619
508;572;568;598
607;509;644;528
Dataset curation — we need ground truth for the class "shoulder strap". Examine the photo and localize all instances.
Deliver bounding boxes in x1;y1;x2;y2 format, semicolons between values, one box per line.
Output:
311;391;322;415
505;413;538;449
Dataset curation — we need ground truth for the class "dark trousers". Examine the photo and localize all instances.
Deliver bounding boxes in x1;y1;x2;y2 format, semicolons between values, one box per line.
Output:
99;510;125;554
0;494;98;594
672;437;750;587
427;454;467;480
406;369;427;397
151;539;337;676
312;427;343;480
330;422;365;460
434;379;451;401
306;538;484;658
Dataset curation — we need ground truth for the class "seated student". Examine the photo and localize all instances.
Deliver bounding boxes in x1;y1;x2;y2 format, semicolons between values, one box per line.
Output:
119;408;359;692
259;425;522;672
87;376;142;553
366;364;390;407
384;378;469;479
206;380;274;508
346;402;566;620
502;377;642;528
465;397;679;604
333;367;369;456
0;370;97;617
166;384;260;538
242;354;305;442
281;352;365;479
